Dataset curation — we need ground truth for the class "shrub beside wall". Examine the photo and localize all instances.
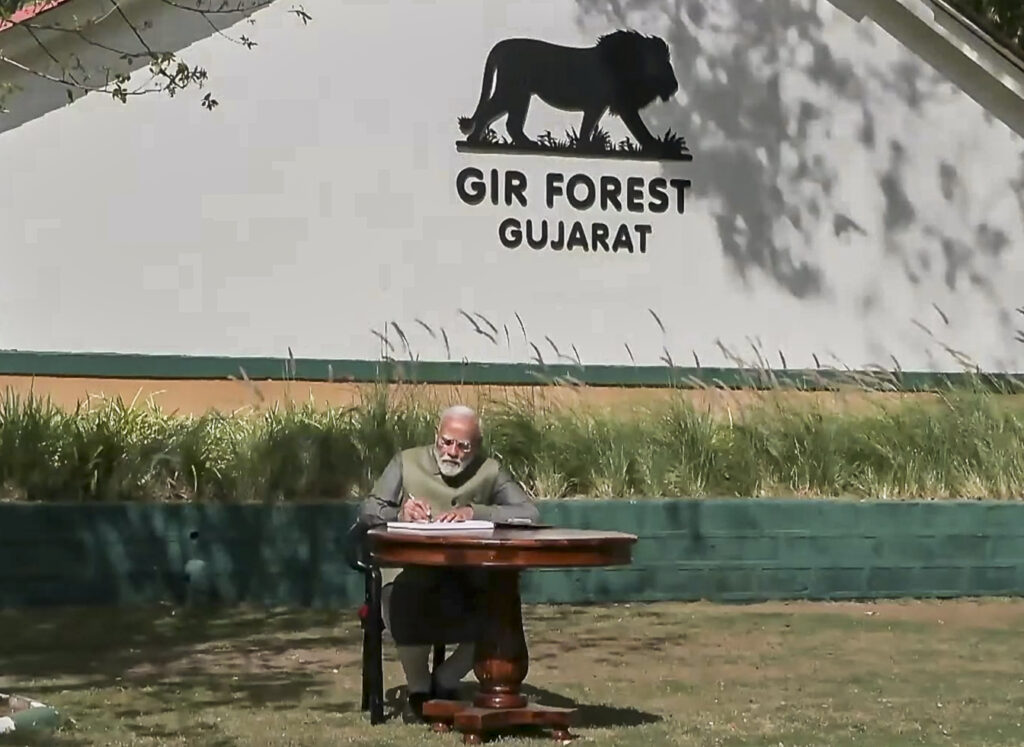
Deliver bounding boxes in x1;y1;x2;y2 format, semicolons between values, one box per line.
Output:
1;383;1024;502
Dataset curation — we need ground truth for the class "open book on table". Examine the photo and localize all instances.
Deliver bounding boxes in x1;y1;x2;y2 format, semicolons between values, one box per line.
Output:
386;520;495;532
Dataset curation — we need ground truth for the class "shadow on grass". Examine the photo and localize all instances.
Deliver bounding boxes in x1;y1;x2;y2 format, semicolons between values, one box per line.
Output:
522;685;662;728
365;683;661;729
0;604;355;655
333;681;662;731
0;734;93;747
2;602;662;741
0;603;361;711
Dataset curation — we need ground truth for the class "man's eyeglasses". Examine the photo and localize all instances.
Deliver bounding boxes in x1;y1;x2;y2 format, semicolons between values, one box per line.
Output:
438;435;474;452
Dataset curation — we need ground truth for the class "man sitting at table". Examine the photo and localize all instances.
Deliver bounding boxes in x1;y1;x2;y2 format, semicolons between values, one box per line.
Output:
360;404;540;721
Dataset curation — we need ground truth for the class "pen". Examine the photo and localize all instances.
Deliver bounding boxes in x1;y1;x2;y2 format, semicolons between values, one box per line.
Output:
408;494;432;522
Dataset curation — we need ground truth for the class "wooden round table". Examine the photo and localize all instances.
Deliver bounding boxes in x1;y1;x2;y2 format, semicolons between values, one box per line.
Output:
367;526;637;743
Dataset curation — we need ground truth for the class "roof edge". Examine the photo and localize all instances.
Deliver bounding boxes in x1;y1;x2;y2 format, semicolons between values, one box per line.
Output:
859;0;1024;102
0;0;74;32
932;0;1024;74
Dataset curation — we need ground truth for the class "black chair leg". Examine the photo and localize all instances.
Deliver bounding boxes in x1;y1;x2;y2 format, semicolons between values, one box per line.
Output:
359;586;372;712
355;560;447;723
360;628;370;711
367;567;385;725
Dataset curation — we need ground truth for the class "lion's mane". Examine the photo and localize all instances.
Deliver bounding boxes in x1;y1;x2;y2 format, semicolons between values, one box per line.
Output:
595;30;676;117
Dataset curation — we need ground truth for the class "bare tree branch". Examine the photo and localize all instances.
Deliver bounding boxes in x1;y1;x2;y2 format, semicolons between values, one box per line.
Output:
156;0;274;15
0;0;312;111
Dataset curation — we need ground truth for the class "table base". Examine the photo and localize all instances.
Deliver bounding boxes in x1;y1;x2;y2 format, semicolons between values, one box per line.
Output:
423;699;576;744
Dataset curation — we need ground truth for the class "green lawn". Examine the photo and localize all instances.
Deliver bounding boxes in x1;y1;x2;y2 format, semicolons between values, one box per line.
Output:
4;599;1024;745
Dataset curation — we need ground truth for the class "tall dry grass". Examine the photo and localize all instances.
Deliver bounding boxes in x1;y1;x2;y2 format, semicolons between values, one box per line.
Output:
1;376;1023;502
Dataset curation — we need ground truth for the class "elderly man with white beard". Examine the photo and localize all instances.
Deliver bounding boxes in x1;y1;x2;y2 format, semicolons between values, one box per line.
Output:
359;405;540;722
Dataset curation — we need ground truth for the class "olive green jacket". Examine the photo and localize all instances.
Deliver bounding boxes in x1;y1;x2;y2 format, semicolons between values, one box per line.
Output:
359;445;540;585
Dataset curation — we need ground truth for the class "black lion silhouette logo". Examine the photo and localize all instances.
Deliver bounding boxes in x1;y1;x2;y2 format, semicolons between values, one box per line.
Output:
457;30;686;160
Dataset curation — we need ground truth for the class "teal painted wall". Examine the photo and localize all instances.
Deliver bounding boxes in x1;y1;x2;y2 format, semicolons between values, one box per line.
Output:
2;499;1023;608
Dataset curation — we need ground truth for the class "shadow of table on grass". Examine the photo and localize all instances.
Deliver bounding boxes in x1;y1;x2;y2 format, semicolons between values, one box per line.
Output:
379;683;661;729
521;684;662;728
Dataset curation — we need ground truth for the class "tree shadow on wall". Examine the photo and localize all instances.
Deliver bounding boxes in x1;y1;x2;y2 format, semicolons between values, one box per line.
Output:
573;0;833;299
572;0;1024;329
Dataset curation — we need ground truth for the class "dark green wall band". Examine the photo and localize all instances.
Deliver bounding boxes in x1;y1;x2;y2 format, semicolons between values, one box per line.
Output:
0;350;1022;391
2;498;1023;608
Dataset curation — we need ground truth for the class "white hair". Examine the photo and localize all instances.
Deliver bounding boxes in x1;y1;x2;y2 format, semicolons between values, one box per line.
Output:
439;404;483;437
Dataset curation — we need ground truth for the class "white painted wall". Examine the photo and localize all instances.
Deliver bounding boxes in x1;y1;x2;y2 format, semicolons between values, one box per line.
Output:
0;0;1021;372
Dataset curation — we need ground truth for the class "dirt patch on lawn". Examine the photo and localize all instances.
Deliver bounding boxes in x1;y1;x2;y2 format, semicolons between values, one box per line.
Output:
543;598;1024;631
703;598;1024;629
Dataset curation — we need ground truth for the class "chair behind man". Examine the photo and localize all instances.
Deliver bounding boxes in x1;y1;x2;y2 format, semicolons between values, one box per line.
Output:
344;520;446;724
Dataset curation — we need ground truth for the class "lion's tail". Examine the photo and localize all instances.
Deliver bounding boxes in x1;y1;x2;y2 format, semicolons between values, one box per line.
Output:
459;44;500;136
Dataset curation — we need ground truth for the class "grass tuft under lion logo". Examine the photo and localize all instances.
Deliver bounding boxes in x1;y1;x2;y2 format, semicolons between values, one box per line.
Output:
456;29;691;162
